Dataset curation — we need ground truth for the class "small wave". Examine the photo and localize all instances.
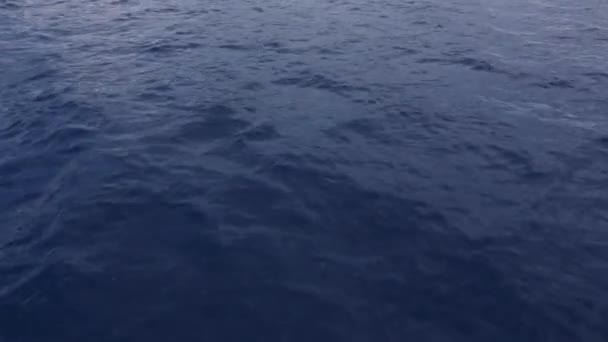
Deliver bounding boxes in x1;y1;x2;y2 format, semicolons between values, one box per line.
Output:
239;124;281;142
273;72;369;95
218;44;254;51
416;57;500;73
176;117;249;143
533;78;576;89
143;41;202;54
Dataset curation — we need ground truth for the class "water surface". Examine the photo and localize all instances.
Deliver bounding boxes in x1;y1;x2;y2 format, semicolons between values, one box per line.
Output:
1;0;608;341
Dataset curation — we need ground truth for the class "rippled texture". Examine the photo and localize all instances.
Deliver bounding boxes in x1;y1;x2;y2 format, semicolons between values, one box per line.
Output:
1;0;608;341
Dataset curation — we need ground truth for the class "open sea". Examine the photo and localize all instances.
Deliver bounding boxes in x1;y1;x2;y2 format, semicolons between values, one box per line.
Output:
1;0;608;341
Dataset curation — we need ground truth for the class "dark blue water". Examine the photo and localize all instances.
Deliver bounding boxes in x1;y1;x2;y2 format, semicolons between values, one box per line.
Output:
1;0;608;341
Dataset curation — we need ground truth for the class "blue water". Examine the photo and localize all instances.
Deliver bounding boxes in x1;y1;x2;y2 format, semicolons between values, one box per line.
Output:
1;0;608;341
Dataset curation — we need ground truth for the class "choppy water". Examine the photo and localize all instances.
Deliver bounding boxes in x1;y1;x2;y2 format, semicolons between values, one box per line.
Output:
1;0;608;341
